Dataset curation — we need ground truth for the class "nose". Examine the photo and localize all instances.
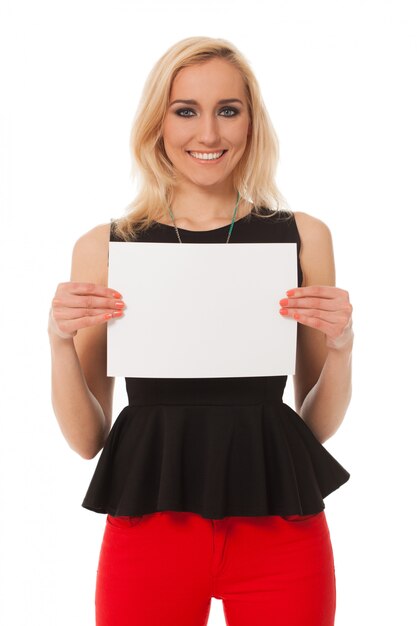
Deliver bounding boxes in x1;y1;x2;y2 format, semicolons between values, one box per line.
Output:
195;113;222;146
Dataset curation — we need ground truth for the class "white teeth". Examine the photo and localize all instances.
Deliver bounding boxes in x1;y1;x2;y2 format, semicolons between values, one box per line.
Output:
189;150;225;160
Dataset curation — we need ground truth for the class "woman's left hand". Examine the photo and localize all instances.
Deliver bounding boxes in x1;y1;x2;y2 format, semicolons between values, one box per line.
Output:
279;286;354;350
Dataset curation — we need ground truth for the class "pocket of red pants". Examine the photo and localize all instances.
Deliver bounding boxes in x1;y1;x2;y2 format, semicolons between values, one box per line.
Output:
106;514;144;530
281;512;321;522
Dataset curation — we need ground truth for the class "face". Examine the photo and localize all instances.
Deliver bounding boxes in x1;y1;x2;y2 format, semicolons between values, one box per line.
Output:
161;58;252;189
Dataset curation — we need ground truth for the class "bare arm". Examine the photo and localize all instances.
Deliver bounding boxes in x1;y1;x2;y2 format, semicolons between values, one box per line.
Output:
48;331;110;459
292;212;353;444
299;338;353;444
48;223;123;459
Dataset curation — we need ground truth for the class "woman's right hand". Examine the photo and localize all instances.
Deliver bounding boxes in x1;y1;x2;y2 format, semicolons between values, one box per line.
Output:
48;282;126;340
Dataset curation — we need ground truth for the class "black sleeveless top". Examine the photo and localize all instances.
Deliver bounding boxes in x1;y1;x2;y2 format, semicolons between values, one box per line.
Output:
81;207;350;519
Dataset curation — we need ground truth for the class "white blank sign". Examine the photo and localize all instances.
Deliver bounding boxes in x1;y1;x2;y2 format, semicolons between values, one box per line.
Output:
107;242;298;378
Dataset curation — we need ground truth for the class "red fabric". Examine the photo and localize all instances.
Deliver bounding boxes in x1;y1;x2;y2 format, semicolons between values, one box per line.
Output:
95;510;336;626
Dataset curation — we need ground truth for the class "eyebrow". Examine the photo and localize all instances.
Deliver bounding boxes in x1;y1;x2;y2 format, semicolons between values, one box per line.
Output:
169;98;244;107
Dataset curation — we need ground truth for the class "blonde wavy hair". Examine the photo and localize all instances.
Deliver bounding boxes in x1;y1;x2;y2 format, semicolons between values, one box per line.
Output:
112;36;293;240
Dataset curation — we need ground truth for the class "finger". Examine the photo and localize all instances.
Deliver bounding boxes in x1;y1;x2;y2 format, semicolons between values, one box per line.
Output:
53;307;124;320
286;286;349;300
57;282;123;299
282;297;343;311
55;310;124;335
289;309;343;324
293;312;339;333
52;294;125;311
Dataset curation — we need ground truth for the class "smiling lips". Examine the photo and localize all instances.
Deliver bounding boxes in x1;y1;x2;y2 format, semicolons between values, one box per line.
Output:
187;150;227;161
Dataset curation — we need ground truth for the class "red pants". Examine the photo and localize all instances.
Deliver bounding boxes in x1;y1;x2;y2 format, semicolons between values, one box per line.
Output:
95;510;336;626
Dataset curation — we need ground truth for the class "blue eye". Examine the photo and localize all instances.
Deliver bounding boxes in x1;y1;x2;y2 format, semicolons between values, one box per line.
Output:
221;107;239;117
175;108;194;117
175;107;239;118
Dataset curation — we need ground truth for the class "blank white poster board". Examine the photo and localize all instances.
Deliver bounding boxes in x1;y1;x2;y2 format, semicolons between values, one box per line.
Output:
107;242;299;378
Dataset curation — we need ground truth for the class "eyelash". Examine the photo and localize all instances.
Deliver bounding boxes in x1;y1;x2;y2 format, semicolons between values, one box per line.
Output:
174;107;239;118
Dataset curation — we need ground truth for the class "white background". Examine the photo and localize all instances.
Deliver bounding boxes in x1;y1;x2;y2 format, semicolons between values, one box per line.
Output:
1;0;416;624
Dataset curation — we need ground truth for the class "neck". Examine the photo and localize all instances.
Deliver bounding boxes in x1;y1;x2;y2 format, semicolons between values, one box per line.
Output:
168;189;251;224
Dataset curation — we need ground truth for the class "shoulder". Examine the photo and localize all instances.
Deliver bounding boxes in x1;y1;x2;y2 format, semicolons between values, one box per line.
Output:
73;222;111;248
72;222;111;260
71;222;111;284
292;211;335;286
293;211;332;245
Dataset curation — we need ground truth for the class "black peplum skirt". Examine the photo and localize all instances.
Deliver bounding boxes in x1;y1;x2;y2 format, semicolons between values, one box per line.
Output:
81;375;350;520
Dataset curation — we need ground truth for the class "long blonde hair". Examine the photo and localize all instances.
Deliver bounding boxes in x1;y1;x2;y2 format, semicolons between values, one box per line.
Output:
112;36;293;240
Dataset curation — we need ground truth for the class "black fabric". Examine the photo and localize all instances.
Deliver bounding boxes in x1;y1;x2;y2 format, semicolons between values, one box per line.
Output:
81;208;350;519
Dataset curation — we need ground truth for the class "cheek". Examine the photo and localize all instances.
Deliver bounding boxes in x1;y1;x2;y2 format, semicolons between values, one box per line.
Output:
229;121;250;146
162;119;189;147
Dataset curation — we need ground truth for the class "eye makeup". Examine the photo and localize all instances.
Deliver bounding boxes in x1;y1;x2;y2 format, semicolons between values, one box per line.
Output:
174;107;240;117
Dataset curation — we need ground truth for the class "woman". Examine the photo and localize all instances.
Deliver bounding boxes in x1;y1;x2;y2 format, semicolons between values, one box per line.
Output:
48;37;353;626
